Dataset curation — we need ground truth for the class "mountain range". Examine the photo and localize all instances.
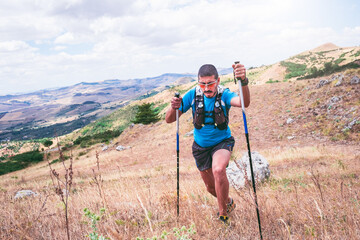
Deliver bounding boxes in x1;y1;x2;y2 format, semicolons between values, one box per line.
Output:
0;73;198;140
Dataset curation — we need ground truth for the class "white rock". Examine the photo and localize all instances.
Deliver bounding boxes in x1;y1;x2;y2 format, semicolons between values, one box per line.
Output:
116;145;131;151
316;79;330;88
14;190;38;199
226;151;270;190
102;146;108;151
286;118;294;124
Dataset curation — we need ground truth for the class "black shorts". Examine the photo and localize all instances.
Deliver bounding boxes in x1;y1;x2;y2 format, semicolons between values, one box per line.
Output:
192;136;235;171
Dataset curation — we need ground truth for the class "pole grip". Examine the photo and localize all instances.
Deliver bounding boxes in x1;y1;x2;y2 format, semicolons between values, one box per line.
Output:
175;92;180;137
234;61;246;112
234;61;241;84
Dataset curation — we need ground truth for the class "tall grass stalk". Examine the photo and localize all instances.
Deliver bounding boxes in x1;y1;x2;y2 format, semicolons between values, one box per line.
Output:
46;139;73;240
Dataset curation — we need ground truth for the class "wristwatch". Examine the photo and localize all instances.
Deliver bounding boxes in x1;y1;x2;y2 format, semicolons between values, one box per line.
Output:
241;77;249;86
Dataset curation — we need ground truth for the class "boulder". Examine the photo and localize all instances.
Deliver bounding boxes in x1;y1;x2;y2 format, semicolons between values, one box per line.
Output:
350;76;360;85
334;74;344;87
329;96;341;104
316;79;330;88
116;145;131;151
102;146;108;151
226;152;270;190
343;118;358;131
14;190;38;199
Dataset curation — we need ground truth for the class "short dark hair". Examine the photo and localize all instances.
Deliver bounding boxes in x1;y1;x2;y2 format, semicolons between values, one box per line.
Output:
198;64;218;80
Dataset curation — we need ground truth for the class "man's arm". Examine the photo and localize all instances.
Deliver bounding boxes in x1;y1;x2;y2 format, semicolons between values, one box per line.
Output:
165;96;183;123
230;62;250;108
230;85;250;108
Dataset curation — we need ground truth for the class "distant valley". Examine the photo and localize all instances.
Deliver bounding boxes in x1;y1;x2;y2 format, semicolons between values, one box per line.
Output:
0;73;201;140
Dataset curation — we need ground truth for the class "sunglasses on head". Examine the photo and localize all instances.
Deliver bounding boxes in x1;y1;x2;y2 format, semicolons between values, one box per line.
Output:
198;80;217;89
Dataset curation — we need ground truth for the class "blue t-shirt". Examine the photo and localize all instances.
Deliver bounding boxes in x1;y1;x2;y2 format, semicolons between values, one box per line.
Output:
180;87;238;148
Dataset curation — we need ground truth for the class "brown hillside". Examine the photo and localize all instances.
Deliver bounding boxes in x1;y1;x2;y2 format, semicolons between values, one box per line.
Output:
1;69;359;239
0;45;359;238
310;42;339;52
244;43;360;84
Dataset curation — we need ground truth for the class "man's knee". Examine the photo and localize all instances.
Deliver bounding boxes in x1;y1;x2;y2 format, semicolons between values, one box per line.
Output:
212;166;226;179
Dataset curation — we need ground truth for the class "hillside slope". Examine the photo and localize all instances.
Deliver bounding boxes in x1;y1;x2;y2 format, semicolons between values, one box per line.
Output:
0;66;359;239
1;40;360;238
246;43;360;85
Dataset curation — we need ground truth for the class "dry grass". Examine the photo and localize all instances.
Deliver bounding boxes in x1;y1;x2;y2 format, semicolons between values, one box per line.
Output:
0;142;359;240
1;69;359;239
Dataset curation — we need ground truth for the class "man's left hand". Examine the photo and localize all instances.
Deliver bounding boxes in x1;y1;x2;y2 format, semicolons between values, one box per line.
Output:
232;63;246;80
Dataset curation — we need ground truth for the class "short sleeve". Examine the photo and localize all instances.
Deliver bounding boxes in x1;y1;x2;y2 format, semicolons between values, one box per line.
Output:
223;88;238;108
179;88;195;113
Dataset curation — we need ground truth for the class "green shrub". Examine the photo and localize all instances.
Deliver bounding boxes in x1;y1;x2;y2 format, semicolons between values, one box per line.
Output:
352;50;360;57
73;129;122;147
133;103;160;125
266;79;280;84
43;139;53;148
0;150;43;175
280;61;307;80
299;60;360;80
50;159;60;165
84;208;108;240
78;151;87;157
334;58;345;65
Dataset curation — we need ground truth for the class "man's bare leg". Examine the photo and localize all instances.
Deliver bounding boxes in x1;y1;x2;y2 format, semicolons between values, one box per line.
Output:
212;149;231;216
200;168;217;197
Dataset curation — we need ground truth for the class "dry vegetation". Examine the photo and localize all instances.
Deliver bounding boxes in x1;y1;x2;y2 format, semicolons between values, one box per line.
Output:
0;142;359;239
0;54;359;239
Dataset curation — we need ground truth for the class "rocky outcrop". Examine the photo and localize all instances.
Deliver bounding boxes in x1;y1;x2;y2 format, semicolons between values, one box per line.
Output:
226;151;270;190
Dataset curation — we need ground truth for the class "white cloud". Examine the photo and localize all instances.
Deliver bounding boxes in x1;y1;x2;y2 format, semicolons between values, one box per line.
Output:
0;40;34;52
54;45;67;51
0;0;359;95
55;32;75;44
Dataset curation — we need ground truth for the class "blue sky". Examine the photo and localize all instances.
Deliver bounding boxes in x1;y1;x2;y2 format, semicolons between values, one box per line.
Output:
0;0;359;95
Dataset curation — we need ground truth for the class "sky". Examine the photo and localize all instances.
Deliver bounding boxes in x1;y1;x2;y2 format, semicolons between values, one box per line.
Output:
0;0;359;95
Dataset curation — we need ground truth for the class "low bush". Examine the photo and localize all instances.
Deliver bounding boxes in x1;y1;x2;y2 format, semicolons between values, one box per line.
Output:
299;60;360;80
73;129;122;147
280;61;307;80
0;150;43;175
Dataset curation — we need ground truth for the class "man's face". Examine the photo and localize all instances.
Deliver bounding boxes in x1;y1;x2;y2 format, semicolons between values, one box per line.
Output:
198;75;219;98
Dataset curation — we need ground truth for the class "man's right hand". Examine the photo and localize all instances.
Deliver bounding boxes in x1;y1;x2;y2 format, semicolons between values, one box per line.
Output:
166;96;183;123
171;96;182;109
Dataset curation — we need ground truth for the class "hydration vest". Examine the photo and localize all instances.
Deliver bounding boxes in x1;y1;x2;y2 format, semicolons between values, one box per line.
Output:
192;85;229;130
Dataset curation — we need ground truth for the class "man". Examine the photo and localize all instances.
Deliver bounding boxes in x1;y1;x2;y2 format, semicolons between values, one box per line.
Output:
165;63;250;223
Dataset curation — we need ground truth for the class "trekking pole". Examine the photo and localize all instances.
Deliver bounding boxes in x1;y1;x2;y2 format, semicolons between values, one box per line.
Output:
234;61;263;239
175;92;180;217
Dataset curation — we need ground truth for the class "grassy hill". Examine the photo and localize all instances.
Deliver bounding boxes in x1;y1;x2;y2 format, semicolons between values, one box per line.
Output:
244;43;360;85
0;43;359;239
